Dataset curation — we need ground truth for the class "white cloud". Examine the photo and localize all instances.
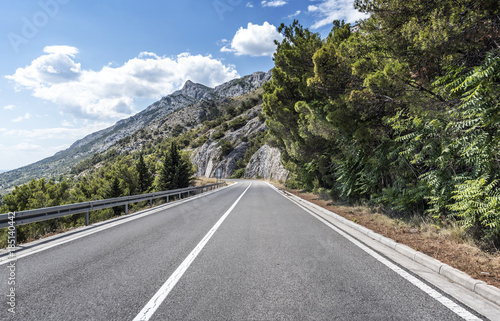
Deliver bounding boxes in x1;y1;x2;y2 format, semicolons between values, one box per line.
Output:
221;22;284;57
308;0;369;28
3;105;16;110
44;45;79;57
0;142;64;153
287;10;301;19
246;2;254;8
61;120;73;127
261;0;287;7
6;46;239;120
2;121;113;141
12;112;31;123
12;142;43;151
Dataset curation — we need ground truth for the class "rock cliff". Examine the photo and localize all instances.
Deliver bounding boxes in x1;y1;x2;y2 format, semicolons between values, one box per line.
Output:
244;145;288;181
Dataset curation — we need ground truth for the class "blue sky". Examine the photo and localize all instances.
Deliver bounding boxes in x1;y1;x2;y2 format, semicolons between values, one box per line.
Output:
0;0;367;171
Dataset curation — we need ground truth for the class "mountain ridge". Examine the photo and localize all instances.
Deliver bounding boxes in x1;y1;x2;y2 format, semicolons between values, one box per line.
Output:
0;71;272;195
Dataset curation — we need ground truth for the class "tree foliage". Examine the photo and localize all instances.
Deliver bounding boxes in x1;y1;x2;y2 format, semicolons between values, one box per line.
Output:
157;142;193;191
263;0;500;246
136;153;153;193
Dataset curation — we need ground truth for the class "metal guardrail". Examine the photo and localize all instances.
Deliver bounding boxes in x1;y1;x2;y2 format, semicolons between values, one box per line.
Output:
0;183;226;230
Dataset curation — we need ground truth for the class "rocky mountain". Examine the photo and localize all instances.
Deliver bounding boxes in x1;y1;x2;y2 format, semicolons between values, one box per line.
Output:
190;109;288;182
0;70;284;195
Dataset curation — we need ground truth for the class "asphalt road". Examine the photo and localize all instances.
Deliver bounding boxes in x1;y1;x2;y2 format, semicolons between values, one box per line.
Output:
0;181;489;320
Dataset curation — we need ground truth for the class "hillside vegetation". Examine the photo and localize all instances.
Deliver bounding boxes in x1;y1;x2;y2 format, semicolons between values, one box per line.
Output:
263;0;500;248
0;72;271;196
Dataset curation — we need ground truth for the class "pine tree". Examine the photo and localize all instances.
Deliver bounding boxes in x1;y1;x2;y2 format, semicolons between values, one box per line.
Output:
107;177;122;199
136;153;152;193
158;147;174;191
158;142;192;191
176;151;192;188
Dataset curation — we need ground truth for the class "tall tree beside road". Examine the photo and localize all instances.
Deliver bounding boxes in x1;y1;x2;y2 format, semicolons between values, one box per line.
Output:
136;153;153;193
157;142;193;191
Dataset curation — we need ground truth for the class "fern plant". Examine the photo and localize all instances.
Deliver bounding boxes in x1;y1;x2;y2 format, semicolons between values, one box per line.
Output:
443;49;500;243
448;178;500;241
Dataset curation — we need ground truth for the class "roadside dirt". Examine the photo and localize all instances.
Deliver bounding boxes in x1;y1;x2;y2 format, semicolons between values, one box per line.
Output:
282;187;500;289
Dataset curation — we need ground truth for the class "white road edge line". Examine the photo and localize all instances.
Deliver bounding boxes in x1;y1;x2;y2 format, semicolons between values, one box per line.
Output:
0;183;237;265
133;182;252;321
266;183;481;321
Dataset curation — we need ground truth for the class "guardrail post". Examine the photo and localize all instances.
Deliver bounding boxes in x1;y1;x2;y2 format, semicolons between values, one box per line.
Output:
179;192;181;200
166;195;169;203
149;199;153;208
188;191;190;197
125;203;129;215
85;210;89;226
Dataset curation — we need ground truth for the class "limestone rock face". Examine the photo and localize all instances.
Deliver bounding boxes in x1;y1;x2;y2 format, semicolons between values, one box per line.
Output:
244;145;288;181
191;115;266;178
214;71;272;98
191;114;289;182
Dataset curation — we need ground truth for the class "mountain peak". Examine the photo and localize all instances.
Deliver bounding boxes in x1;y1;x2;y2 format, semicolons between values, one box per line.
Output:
179;80;214;100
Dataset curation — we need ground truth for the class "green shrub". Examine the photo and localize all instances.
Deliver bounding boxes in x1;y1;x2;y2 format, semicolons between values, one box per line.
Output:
211;130;225;140
232;168;246;178
218;140;233;156
229;117;246;131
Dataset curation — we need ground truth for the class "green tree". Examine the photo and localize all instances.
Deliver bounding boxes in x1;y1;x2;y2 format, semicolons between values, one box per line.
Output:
263;20;328;189
136;153;152;193
158;142;193;191
107;177;122;199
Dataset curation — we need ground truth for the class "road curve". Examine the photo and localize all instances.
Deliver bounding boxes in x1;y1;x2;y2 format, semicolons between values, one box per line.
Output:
0;181;490;320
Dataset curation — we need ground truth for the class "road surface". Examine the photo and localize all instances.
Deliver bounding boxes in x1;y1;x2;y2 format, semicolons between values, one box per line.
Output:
0;181;493;320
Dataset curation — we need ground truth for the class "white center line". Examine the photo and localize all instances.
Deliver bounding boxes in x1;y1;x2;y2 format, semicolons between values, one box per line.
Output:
133;183;252;321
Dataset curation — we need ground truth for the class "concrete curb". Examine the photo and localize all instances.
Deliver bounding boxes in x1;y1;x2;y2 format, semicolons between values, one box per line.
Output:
273;186;500;307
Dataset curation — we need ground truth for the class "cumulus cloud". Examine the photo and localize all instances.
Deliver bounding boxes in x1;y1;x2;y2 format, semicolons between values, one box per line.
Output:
221;22;284;57
12;142;44;151
1;121;113;141
308;0;369;28
287;10;301;19
0;142;71;169
6;46;239;120
261;0;287;7
3;105;15;110
12;112;31;123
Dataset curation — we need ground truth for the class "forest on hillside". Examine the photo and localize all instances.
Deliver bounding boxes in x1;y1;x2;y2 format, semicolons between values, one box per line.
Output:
263;0;500;247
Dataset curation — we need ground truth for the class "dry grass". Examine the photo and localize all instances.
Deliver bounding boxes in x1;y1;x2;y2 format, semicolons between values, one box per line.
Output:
280;186;500;289
191;177;218;186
